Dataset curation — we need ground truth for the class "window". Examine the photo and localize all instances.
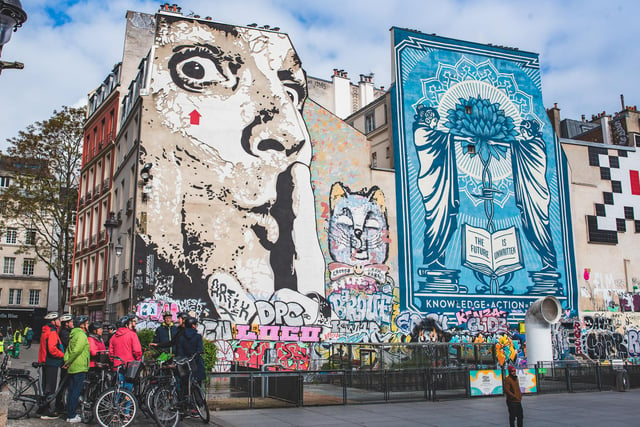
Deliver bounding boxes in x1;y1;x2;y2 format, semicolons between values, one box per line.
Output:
28;289;40;306
3;257;15;274
23;258;35;276
8;289;21;305
372;152;378;168
365;112;376;133
25;228;36;245
0;176;9;187
5;227;17;243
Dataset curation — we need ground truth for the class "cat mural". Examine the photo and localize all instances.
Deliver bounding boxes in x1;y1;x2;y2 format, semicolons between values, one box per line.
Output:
326;183;395;334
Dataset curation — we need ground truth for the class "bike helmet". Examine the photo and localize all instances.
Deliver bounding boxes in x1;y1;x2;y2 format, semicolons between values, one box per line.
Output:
176;311;188;319
75;315;89;327
60;313;73;322
184;317;198;328
44;311;59;321
88;321;103;333
117;315;129;328
162;310;172;317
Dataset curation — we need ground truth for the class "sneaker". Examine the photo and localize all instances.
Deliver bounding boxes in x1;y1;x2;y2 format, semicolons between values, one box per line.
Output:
66;415;82;423
40;413;59;420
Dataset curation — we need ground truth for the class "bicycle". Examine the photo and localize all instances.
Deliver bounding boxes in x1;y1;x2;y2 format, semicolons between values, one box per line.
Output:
153;352;209;427
78;351;115;423
4;360;70;420
136;348;174;418
92;356;139;427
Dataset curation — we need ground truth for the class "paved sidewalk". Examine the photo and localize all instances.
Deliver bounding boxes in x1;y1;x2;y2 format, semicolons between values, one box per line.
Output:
209;389;640;427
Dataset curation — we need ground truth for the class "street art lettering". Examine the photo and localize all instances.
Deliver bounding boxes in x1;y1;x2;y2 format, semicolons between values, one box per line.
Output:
328;290;393;324
233;341;310;370
391;28;577;324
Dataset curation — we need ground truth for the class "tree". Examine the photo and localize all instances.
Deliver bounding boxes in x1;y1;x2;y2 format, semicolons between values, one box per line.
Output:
0;106;84;311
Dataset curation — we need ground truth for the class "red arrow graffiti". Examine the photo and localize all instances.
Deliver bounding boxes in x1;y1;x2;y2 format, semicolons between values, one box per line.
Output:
189;109;201;125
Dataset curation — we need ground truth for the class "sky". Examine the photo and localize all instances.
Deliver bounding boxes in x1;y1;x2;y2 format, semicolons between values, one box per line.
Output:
0;0;639;151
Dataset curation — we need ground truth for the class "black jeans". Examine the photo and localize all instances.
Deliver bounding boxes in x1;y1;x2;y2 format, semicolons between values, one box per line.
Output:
507;401;523;427
41;365;59;413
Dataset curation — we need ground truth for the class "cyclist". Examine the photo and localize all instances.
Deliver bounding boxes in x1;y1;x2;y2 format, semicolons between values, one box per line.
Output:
63;315;90;423
176;317;205;384
88;321;107;368
37;311;64;420
56;313;74;414
153;311;177;355
103;322;116;347
109;314;142;390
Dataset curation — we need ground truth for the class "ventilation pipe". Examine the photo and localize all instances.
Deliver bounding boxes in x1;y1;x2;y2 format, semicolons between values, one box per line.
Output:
525;296;562;367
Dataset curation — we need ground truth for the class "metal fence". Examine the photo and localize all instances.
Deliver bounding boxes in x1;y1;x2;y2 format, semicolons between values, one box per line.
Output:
204;362;639;410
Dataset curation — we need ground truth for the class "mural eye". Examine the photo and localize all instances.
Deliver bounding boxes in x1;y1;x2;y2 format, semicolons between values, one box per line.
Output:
284;85;299;106
169;45;231;93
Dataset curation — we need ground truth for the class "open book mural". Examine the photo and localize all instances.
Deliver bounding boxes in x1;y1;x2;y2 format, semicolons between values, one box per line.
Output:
391;28;578;324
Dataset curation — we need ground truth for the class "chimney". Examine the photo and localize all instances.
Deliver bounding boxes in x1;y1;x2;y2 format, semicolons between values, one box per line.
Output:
621;94;625;111
331;68;351;119
358;73;375;109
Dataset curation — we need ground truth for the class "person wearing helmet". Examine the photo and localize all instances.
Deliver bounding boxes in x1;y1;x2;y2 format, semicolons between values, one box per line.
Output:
37;311;64;419
504;365;523;427
87;322;106;369
176;317;205;383
109;315;142;390
55;313;74;414
63;315;90;423
153;311;177;355
59;314;74;349
12;326;22;358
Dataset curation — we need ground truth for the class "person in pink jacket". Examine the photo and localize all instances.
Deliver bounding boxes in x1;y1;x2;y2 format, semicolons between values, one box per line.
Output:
87;322;107;368
108;315;142;368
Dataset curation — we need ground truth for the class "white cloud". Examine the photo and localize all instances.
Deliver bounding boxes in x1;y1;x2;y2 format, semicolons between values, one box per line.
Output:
1;0;639;150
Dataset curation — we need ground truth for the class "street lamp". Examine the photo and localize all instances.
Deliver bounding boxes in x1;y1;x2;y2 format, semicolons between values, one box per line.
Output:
0;0;27;72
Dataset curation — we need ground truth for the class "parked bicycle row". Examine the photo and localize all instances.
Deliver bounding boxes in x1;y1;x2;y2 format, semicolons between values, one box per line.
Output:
1;310;209;427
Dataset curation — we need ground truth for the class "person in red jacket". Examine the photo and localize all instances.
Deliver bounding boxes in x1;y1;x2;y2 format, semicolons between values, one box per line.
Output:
37;311;64;419
108;315;141;390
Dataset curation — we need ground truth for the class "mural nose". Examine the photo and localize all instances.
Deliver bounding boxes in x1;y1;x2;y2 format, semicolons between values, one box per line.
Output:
241;106;306;158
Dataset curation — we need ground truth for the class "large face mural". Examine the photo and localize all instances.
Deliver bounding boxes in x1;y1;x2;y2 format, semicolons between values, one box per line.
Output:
141;16;326;326
391;28;578;325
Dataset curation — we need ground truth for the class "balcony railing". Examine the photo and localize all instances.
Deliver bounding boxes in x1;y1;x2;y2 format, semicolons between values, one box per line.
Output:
121;269;130;284
88;281;95;294
96;279;103;293
126;198;133;214
112;275;118;288
102;178;109;191
99;229;106;243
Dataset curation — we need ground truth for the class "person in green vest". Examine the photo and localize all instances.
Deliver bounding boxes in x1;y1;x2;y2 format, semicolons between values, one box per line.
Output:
23;326;33;349
12;327;22;358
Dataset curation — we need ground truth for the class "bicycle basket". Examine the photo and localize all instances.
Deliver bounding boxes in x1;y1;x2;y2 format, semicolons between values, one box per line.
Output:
124;360;143;381
175;357;196;378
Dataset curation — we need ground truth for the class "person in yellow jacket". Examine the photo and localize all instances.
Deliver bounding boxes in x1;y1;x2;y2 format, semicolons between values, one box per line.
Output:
12;327;22;358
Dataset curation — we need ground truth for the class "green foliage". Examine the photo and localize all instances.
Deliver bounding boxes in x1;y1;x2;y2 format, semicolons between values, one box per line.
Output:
202;339;217;377
137;328;155;349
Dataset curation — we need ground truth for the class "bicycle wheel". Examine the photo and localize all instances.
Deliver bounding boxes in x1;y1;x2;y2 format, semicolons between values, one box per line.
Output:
94;388;138;427
5;375;37;419
79;380;100;423
191;382;209;423
152;385;179;427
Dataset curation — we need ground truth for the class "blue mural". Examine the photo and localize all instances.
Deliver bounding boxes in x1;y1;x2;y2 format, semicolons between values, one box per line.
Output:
391;28;577;324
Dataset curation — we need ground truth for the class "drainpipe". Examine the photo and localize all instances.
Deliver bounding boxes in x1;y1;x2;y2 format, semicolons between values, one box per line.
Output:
525;296;562;367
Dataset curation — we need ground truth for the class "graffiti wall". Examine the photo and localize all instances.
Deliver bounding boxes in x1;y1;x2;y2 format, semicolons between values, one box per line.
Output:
391;28;578;327
133;13;400;369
